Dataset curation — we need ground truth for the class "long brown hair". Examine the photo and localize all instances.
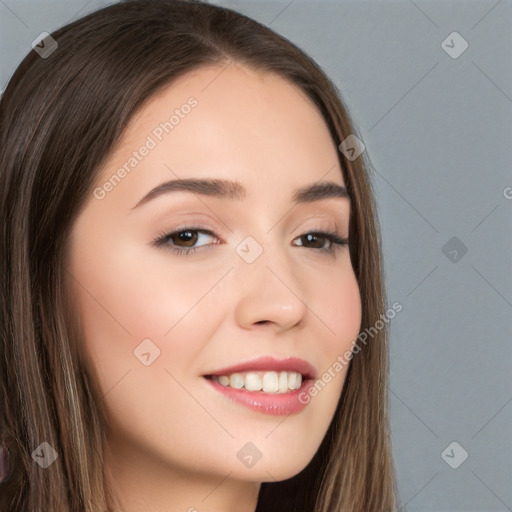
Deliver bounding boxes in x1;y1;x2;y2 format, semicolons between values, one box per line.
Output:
0;1;401;510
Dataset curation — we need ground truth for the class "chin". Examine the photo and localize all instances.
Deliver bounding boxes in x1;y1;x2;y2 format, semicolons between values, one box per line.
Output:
243;453;315;483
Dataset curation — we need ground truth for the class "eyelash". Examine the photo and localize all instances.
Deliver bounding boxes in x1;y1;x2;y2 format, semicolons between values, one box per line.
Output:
151;225;349;257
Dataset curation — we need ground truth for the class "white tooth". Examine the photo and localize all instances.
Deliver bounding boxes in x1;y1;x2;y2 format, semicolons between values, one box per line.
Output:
278;371;288;393
229;373;244;389
218;375;230;386
262;371;279;393
244;372;262;391
287;371;302;390
287;371;297;389
215;371;303;392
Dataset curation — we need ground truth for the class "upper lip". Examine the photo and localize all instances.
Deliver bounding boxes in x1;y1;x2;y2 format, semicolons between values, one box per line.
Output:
203;356;317;380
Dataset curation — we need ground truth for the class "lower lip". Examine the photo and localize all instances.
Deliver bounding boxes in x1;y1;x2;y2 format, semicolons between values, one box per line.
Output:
204;376;315;416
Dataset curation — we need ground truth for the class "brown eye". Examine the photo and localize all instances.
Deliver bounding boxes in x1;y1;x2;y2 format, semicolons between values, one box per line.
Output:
171;230;198;247
294;231;349;255
152;227;219;256
300;233;324;249
152;227;348;257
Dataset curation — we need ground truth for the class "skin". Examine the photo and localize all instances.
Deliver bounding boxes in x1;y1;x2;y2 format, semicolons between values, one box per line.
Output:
65;62;362;512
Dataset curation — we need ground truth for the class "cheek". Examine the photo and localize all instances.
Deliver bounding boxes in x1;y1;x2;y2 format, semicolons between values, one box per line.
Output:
338;272;362;343
306;261;362;353
67;236;225;394
66;234;164;396
288;263;361;425
67;250;212;446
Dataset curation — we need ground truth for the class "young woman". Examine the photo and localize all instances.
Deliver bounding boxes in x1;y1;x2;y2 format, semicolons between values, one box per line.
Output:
0;0;401;510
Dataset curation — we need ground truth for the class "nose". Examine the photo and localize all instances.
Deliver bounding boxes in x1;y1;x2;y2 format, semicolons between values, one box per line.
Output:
233;244;309;332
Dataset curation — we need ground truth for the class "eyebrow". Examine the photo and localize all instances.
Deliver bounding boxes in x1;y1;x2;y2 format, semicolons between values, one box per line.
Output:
130;178;349;211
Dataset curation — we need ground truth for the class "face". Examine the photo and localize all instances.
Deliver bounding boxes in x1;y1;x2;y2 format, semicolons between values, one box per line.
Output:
66;63;362;510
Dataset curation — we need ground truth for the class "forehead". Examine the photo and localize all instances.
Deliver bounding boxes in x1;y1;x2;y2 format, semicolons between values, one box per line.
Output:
93;63;346;208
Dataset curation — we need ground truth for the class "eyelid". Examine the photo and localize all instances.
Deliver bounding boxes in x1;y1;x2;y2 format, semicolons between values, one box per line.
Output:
151;221;349;257
152;216;345;243
151;224;219;247
289;212;345;234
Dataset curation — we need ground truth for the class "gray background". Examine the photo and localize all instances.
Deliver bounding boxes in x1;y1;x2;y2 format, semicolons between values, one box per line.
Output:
1;0;511;510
